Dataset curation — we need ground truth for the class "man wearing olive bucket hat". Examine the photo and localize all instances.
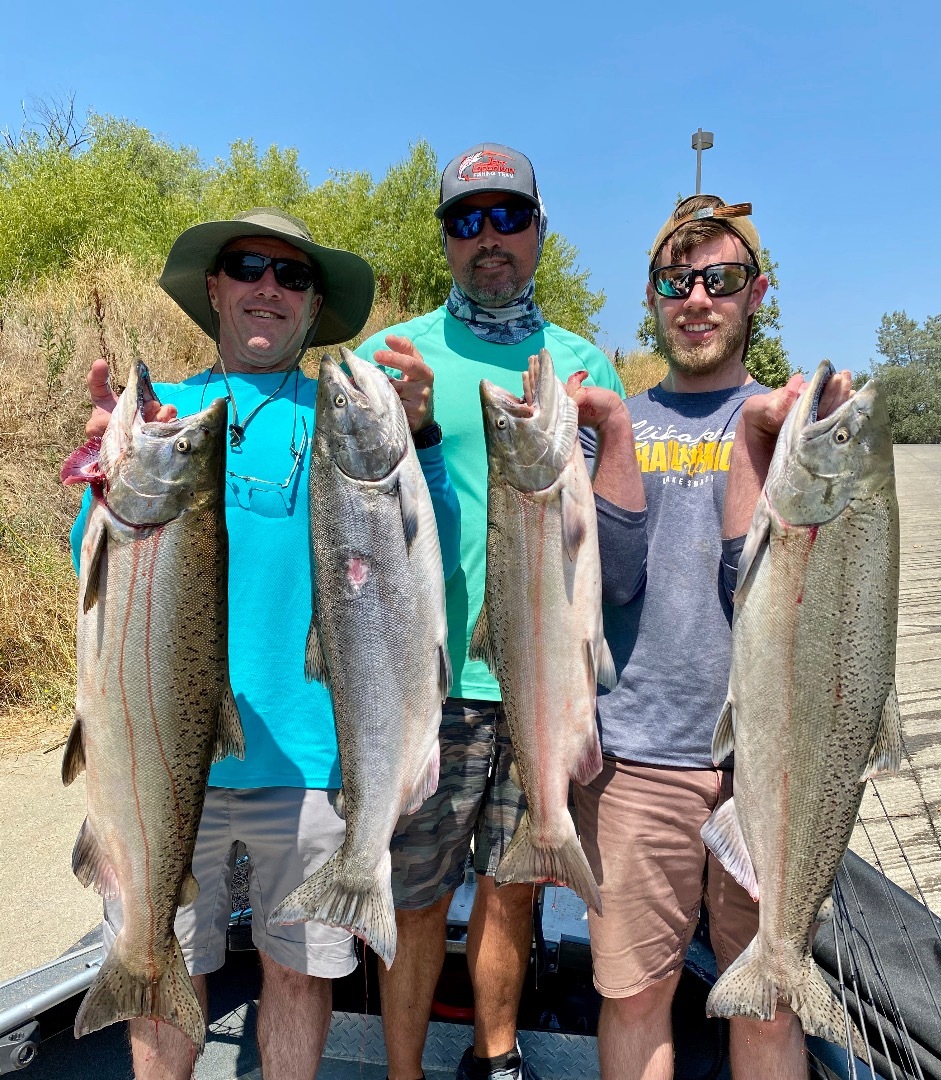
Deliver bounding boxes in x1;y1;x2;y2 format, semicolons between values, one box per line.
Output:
76;208;460;1080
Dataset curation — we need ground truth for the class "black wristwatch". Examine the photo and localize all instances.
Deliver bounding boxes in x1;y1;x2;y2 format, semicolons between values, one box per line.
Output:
412;421;443;449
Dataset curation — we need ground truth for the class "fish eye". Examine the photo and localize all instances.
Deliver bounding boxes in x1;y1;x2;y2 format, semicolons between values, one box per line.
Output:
496;416;508;430
175;437;192;453
334;394;347;408
834;428;850;444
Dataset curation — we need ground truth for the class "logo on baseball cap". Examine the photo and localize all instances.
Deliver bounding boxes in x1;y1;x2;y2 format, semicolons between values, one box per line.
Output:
436;143;539;218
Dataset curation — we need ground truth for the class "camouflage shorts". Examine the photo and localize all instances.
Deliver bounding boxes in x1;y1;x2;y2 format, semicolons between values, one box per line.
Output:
390;698;526;909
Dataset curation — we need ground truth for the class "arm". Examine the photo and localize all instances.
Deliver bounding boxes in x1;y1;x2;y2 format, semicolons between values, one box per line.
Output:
363;335;461;579
566;370;647;607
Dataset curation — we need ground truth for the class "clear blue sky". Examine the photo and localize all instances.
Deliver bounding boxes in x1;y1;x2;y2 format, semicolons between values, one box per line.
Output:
4;0;939;375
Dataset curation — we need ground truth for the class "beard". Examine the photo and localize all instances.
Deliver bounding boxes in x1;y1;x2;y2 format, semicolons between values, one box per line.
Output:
457;251;526;306
654;305;750;379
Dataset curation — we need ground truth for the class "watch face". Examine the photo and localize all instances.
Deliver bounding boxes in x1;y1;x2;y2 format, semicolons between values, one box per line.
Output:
413;422;442;449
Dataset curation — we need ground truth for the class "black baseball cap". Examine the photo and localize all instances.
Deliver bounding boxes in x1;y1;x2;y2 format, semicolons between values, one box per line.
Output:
436;143;540;218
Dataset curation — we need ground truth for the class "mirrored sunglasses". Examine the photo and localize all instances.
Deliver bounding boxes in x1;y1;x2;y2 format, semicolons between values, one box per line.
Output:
442;205;537;240
217;251;317;292
651;262;758;299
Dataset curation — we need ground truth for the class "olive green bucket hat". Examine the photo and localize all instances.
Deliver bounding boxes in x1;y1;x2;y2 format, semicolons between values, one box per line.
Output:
159;208;375;348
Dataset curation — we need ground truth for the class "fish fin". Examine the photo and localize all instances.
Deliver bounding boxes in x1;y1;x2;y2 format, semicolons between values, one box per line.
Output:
269;848;398;970
560;487;587;562
333;789;347;820
707;940;866;1059
74;935;205;1055
496;812;602;915
469;604;497;675
711;699;736;765
509;758;523;791
212;684;245;763
572;726;603;786
403;740;440;815
816;895;834;924
82;523;108;614
398;470;420;551
700;797;759;901
304;619;330;686
597;637;617;691
861;681;903;780
438;644;453;702
71;818;120;900
178;871;200;908
734;493;772;601
61;716;86;785
61;436;105;487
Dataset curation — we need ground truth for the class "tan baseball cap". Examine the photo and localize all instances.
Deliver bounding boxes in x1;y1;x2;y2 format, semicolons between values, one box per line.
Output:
649;196;761;270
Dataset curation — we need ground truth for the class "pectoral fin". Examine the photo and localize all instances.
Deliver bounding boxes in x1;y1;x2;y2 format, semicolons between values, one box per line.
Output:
398;470;420;551
561;487;587;562
82;523;108;614
711;699;735;765
734;493;772;601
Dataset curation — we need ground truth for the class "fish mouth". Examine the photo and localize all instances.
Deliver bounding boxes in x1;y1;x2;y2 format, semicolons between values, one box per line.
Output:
479;380;534;419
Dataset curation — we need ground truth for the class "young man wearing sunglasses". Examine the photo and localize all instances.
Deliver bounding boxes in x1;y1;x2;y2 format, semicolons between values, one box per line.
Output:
355;144;629;1080
75;207;460;1080
569;195;853;1080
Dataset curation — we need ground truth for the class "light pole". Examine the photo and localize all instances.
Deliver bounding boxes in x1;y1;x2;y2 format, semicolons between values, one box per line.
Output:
691;128;714;194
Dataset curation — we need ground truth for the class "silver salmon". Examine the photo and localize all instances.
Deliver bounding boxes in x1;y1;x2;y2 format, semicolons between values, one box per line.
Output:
61;361;243;1055
470;349;615;914
269;348;450;968
701;360;901;1056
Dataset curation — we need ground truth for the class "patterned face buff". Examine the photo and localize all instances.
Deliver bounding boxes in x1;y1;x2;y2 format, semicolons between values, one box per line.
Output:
443;192;549;345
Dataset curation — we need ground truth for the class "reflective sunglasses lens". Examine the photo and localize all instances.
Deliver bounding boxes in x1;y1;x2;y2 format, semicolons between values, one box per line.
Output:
222;253;267;282
653;268;691;298
443;210;484;239
709;264;750;295
273;260;314;291
489;207;535;234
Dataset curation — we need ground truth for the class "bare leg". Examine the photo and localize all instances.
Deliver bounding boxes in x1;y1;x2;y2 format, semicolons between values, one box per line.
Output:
466;876;533;1058
596;972;680;1080
129;974;207;1080
729;1011;808;1080
379;894;452;1080
255;952;333;1080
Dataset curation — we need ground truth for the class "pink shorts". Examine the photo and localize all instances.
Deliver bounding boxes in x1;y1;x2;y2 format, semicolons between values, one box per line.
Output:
574;758;758;998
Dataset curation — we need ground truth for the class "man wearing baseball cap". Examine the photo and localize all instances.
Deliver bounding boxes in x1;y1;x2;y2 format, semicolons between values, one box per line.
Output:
75;207;460;1079
356;145;631;1080
568;194;852;1078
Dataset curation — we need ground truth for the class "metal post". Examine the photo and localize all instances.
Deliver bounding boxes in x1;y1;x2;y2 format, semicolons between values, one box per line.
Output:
691;128;714;194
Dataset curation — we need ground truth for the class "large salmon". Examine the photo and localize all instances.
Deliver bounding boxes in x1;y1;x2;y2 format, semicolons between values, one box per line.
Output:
701;360;901;1056
470;349;615;914
61;360;243;1055
269;348;450;968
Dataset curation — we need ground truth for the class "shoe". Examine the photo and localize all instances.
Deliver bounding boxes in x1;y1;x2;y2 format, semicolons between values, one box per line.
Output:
455;1042;542;1080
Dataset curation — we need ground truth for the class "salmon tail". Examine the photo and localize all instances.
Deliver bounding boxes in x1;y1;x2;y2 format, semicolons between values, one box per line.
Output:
75;937;205;1056
268;849;398;970
496;812;602;915
707;940;867;1059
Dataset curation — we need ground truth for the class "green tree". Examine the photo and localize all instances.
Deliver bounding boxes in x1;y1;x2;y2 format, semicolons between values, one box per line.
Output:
636;247;791;387
876;310;941;368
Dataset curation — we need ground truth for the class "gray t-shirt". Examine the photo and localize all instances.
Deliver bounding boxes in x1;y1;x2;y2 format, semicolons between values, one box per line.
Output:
587;381;768;768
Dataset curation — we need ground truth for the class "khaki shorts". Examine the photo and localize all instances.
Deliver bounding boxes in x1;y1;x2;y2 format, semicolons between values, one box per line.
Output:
102;785;357;979
390;698;526;910
574;758;758;998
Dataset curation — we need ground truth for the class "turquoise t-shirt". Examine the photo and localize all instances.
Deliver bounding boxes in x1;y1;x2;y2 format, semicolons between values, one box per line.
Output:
356;307;625;700
70;367;460;790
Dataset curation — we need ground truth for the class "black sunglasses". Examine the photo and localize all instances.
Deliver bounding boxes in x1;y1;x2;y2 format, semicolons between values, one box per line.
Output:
442;204;537;240
216;251;318;292
651;262;758;299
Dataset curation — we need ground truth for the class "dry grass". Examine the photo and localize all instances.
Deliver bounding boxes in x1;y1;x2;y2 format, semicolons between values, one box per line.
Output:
0;258;409;755
614;348;667;397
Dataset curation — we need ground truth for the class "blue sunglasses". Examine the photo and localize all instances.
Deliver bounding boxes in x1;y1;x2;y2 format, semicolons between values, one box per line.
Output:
442;205;537;240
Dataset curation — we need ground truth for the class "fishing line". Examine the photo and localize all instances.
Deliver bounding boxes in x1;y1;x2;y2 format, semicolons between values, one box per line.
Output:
830;891;865;1080
856;812;941;1024
837;857;927;1080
